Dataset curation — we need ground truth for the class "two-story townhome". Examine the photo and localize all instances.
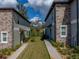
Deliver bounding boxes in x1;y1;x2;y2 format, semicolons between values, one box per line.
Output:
0;8;30;49
45;0;79;47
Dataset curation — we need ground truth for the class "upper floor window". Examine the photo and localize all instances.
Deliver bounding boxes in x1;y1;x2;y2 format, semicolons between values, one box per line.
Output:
60;25;67;37
1;31;8;43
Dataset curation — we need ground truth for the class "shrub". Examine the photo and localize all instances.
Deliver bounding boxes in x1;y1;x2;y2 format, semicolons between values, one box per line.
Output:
0;48;14;59
74;46;79;53
14;44;21;50
30;39;35;42
62;49;69;55
1;48;13;56
59;42;64;47
24;37;30;42
50;40;64;48
50;40;58;47
0;45;21;58
66;55;71;59
57;47;62;53
0;51;3;58
56;42;64;48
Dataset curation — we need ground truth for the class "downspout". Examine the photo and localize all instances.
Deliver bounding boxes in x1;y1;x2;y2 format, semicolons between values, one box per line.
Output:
54;7;56;41
76;0;79;46
12;13;14;48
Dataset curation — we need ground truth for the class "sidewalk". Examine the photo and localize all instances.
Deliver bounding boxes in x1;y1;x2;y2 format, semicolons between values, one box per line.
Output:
44;40;62;59
7;43;28;59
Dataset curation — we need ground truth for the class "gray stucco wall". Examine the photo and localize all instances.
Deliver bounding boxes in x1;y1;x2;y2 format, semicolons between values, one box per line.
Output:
70;0;77;46
47;8;56;40
12;11;30;47
51;8;56;40
45;8;55;40
78;0;79;16
45;28;50;39
13;11;30;27
13;30;20;48
78;0;79;45
45;13;53;26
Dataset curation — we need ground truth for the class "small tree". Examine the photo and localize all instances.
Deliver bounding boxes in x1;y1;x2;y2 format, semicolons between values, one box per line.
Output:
17;3;28;19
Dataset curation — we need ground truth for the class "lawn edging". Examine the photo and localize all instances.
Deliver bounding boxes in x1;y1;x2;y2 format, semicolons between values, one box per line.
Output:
43;41;51;59
44;40;62;59
7;43;28;59
49;40;79;59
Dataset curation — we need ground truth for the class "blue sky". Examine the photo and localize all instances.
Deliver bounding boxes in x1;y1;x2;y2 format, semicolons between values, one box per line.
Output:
27;6;44;21
17;0;28;4
17;0;53;22
17;0;45;21
0;0;53;22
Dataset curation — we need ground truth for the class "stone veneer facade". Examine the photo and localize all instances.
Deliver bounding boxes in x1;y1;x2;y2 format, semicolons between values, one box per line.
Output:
55;4;71;45
0;10;13;49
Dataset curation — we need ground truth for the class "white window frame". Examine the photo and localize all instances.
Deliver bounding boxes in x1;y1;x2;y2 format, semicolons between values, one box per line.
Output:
60;25;67;37
1;31;8;43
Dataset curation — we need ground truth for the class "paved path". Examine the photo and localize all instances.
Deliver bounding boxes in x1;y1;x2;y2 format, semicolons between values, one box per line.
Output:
44;40;62;59
7;43;28;59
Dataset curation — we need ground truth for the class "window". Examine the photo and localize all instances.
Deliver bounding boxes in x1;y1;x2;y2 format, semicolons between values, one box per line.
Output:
1;31;8;43
60;25;67;37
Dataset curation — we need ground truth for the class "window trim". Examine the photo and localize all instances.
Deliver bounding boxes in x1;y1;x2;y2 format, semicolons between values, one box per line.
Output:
60;25;67;37
1;31;8;43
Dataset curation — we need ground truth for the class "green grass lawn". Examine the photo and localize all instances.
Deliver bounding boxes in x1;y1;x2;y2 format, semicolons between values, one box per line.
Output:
17;37;50;59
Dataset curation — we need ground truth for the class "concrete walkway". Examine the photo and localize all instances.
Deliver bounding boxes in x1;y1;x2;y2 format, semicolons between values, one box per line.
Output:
44;40;62;59
7;43;28;59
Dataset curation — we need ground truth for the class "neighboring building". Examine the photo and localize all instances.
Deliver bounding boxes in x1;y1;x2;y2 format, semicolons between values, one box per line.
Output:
45;0;79;47
0;8;30;49
45;7;56;40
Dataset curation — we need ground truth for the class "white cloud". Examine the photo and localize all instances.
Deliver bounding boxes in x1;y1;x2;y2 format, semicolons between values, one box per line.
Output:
28;0;54;18
28;0;53;6
30;16;43;27
30;17;41;22
38;21;42;25
44;0;54;6
0;0;17;8
24;3;30;7
28;0;44;6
